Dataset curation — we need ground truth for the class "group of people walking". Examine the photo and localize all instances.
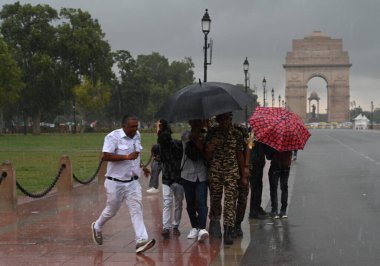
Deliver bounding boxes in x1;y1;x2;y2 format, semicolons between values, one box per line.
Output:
91;112;293;254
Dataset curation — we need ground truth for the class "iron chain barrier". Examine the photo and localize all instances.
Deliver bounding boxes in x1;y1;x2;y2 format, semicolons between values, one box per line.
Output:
72;160;103;185
16;164;66;198
11;156;151;198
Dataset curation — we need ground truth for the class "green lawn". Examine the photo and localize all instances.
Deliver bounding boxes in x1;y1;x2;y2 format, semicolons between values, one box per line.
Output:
0;132;165;194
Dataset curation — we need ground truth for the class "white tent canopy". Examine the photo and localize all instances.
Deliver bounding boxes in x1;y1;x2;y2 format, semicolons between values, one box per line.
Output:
353;114;370;130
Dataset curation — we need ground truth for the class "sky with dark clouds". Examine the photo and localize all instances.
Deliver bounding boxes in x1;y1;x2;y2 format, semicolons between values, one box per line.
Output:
1;0;379;112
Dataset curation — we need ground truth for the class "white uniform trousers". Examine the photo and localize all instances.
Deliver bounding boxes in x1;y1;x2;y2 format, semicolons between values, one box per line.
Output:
162;183;184;229
94;179;148;242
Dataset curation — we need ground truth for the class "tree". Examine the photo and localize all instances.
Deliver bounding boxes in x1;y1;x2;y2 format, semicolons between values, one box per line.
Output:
133;53;195;121
0;37;23;133
350;106;363;121
73;77;111;131
0;2;59;134
57;8;113;121
108;50;137;122
168;57;195;90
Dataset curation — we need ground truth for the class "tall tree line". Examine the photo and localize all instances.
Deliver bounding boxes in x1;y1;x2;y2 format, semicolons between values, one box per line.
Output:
0;2;194;134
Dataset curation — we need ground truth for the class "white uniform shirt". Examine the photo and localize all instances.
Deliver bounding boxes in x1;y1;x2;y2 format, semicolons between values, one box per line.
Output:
102;128;143;180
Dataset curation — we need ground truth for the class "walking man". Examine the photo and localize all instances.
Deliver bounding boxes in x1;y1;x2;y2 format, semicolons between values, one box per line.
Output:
205;112;249;245
91;115;155;254
249;141;268;219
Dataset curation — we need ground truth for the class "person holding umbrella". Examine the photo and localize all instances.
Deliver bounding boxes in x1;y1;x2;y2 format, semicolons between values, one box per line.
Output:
205;112;249;245
248;107;311;220
267;149;292;219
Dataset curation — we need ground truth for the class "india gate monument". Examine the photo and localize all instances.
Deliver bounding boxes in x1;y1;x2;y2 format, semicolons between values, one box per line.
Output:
283;31;351;122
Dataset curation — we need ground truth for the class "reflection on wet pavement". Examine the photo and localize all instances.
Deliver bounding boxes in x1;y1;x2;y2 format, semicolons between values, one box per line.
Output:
0;177;257;265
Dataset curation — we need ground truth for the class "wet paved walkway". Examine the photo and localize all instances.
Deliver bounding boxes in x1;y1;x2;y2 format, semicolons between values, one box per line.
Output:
0;171;271;266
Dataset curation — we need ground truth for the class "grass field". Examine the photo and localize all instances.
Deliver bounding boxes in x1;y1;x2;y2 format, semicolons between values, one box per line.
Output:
0;132;174;194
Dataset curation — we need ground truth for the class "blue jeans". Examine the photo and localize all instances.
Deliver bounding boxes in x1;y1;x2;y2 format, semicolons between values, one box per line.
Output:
182;178;208;229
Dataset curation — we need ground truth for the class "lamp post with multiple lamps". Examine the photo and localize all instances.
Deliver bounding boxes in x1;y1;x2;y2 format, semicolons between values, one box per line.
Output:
271;88;275;107
201;9;211;82
278;95;281;107
262;77;267;107
243;57;249;126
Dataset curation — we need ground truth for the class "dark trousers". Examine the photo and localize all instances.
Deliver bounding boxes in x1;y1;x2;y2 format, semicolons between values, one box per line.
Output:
249;163;265;214
236;184;249;223
268;165;290;213
149;160;161;189
182;178;208;229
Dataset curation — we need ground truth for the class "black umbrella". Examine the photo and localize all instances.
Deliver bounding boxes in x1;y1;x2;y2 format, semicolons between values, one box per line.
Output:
155;82;251;122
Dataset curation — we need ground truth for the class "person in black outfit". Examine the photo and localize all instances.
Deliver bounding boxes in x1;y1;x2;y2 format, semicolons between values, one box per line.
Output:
249;141;268;219
268;150;292;219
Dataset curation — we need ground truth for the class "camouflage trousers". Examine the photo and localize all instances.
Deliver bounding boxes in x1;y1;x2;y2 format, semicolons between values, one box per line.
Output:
208;172;239;227
235;183;249;224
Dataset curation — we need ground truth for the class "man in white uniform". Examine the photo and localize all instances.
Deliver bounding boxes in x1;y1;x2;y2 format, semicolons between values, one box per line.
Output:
91;115;155;254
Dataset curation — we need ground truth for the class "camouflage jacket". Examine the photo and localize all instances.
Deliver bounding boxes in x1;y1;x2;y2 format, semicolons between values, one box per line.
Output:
206;125;245;176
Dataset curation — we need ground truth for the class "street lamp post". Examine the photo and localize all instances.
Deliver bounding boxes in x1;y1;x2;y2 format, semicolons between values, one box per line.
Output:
282;100;285;107
243;57;249;126
271;88;275;107
278;95;281;107
202;9;211;82
72;98;77;134
262;77;267;107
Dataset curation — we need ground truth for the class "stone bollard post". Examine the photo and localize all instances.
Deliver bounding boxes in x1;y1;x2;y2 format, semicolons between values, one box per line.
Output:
0;161;17;212
57;155;73;194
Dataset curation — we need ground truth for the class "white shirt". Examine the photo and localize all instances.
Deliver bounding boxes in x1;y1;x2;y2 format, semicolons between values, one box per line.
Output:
102;128;143;180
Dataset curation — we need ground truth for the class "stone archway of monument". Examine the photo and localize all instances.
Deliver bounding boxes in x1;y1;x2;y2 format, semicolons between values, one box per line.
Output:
283;31;351;123
307;76;328;122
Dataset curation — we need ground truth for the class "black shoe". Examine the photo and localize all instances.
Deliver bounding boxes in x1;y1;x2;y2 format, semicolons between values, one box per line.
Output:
224;226;234;245
279;211;288;219
270;211;279;219
258;207;267;215
172;227;181;236
235;223;243;237
249;211;267;220
209;220;222;238
161;228;170;238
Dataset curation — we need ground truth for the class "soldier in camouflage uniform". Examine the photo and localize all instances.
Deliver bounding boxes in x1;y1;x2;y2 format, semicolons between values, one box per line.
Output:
233;124;250;237
205;112;249;245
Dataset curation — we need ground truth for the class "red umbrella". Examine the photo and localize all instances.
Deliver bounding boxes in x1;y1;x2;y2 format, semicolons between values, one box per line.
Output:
248;107;311;152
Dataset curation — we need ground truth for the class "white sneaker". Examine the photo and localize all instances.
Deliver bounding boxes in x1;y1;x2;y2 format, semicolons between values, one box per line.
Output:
197;229;209;242
187;228;199;239
146;187;159;194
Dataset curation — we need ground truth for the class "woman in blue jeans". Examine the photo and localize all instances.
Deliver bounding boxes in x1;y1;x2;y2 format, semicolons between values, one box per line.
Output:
181;119;209;242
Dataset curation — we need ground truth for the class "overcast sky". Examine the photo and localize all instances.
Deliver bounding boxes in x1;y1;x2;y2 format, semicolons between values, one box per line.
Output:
1;0;379;112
